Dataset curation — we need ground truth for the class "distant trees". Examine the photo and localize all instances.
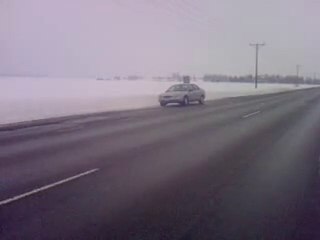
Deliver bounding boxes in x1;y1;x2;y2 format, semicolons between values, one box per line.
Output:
203;74;231;82
202;74;320;85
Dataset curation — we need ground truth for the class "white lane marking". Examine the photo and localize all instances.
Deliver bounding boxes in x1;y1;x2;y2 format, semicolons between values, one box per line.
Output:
318;156;320;177
0;168;99;207
242;111;261;119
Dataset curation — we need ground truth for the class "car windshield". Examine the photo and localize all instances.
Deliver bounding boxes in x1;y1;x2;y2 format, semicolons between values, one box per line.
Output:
167;85;189;92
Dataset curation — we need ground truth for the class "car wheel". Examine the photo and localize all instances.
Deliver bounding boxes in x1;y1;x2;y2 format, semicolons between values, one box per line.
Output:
181;96;189;106
199;96;205;105
160;102;166;107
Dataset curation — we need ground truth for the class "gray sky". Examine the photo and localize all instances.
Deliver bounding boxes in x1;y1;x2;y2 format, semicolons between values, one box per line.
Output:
0;0;319;78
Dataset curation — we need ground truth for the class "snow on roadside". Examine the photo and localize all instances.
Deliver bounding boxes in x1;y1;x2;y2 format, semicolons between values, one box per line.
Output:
0;77;317;125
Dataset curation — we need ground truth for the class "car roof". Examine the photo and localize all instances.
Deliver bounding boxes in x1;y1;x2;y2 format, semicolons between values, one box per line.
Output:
171;83;191;87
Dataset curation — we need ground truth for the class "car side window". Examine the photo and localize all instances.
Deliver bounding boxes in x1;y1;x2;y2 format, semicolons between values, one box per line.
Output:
192;84;199;90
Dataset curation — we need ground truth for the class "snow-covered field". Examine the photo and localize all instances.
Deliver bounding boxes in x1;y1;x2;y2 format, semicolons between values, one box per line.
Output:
0;77;317;125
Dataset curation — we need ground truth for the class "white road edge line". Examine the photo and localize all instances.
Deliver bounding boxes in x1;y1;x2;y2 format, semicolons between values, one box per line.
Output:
0;168;99;207
242;110;261;119
318;156;320;177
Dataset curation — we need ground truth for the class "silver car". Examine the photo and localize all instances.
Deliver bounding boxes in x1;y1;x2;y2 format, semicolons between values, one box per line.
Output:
159;83;206;107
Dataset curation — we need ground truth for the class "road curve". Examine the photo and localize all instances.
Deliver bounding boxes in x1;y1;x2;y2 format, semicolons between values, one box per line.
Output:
1;88;320;240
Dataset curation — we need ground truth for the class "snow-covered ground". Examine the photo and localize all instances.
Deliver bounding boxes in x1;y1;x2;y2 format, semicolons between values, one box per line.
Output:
0;77;317;125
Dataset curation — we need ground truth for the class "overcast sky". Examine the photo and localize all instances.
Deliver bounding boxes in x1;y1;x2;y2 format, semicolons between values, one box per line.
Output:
0;0;319;78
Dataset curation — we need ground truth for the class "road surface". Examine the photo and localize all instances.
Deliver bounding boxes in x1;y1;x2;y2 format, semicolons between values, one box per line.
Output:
1;88;320;240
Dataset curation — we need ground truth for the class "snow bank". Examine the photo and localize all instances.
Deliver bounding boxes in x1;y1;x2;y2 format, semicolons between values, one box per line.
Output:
0;77;316;125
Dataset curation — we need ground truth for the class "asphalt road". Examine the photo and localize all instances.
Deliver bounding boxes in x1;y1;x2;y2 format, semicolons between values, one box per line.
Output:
2;88;320;240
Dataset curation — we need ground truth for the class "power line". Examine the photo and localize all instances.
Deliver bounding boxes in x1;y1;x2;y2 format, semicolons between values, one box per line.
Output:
111;0;187;33
179;0;216;25
172;0;216;28
146;0;216;31
112;0;216;34
249;43;265;89
151;0;206;33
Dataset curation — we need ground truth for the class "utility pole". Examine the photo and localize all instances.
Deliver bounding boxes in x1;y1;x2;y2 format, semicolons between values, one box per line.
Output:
296;64;301;78
296;64;301;87
250;43;265;89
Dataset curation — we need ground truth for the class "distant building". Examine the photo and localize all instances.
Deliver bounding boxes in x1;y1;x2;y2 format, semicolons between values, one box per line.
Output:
183;75;191;83
172;72;181;81
127;75;143;81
